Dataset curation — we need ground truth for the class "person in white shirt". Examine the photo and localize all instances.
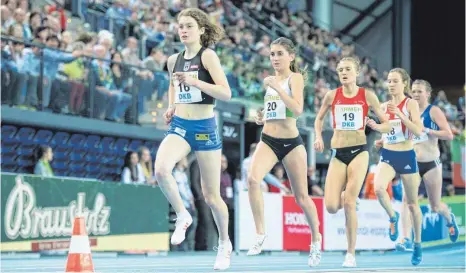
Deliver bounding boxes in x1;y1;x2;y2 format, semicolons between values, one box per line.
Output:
121;151;145;184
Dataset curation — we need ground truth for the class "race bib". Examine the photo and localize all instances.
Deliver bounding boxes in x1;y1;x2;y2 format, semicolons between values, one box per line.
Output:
334;104;364;130
264;89;286;120
413;132;429;144
174;71;203;103
383;119;406;144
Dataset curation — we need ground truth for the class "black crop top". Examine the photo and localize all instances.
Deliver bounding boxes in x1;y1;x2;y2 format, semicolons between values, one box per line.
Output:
172;47;215;105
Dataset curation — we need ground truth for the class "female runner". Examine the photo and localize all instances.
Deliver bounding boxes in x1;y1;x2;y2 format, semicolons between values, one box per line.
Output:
370;68;424;266
314;57;390;267
394;79;459;251
153;8;232;270
246;37;321;267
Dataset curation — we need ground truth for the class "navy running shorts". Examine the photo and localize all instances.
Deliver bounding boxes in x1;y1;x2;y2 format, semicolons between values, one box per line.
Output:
380;148;419;174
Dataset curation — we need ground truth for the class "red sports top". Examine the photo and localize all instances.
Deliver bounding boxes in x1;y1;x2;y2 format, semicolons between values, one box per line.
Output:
383;97;412;144
331;87;369;130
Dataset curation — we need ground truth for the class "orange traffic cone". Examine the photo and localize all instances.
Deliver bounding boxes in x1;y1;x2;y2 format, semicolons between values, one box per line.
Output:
65;216;95;273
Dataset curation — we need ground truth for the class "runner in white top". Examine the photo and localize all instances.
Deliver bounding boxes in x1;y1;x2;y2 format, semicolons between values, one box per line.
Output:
247;37;322;268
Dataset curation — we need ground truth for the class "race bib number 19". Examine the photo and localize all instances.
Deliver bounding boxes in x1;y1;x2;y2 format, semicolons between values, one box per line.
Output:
174;71;203;103
334;105;363;130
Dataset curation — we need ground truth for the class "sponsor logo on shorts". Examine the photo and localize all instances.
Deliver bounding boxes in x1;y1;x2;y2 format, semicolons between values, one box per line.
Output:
195;134;210;141
284;144;291;147
351;149;360;154
174;127;186;137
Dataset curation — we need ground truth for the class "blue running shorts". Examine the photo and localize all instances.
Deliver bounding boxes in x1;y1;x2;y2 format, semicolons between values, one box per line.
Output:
166;115;222;151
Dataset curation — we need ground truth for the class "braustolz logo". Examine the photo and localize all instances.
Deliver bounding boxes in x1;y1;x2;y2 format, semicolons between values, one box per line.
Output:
4;176;111;240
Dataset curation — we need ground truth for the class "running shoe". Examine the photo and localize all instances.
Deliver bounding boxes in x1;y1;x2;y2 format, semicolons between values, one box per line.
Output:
395;237;414;252
170;211;193;245
389;211;400;242
308;234;322;267
214;239;232;270
247;234;267;256
411;242;422;266
447;213;459;243
342;253;356;267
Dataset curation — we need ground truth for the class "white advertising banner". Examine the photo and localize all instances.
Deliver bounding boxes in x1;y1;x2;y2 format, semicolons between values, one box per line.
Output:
323;199;403;251
237;191;283;251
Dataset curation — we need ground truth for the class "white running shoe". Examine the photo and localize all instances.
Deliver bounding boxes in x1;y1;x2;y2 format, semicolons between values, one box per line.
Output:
170;211;193;245
342;253;357;267
308;237;322;267
214;239;232;270
247;234;267;256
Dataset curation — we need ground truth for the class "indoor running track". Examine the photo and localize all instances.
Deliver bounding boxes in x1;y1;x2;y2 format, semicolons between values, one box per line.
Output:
2;244;464;273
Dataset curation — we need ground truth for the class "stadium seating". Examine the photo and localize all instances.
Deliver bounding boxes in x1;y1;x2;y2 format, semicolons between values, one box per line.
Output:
0;124;159;182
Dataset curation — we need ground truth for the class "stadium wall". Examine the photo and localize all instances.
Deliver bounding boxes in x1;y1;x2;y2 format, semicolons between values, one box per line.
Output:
355;10;393;74
236;192;465;252
1;173;170;253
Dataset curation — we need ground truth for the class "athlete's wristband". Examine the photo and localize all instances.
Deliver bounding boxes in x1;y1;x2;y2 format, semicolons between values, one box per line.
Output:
424;128;431;134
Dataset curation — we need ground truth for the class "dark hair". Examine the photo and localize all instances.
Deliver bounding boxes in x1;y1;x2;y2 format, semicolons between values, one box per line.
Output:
34;145;51;162
177;8;224;48
270;37;308;83
110;51;122;68
29;11;40;22
46;35;60;47
123;151;138;182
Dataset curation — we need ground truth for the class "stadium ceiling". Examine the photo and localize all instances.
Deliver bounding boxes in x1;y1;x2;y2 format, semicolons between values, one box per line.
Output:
333;0;393;41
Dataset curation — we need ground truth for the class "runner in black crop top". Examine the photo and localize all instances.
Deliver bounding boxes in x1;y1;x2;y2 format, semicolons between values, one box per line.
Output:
172;47;216;105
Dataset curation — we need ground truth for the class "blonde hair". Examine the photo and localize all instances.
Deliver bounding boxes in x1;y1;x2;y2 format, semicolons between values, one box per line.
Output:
338;56;361;73
412;79;432;93
271;37;308;83
178;8;224;48
412;79;433;101
138;146;153;180
389;67;411;95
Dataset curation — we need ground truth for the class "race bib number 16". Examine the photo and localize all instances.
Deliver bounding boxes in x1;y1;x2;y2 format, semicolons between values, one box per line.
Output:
174;71;202;103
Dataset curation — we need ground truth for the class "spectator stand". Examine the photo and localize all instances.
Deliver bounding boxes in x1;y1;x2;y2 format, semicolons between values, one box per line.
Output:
0;35;167;126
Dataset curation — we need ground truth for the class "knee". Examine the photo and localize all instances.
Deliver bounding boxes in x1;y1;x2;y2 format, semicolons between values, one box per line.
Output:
203;193;220;208
154;164;172;182
247;174;262;189
343;197;357;211
406;201;419;213
294;194;309;209
374;185;388;198
325;200;339;214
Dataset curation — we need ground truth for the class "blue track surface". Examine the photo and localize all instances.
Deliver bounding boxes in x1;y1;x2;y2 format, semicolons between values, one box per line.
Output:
2;244;465;273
